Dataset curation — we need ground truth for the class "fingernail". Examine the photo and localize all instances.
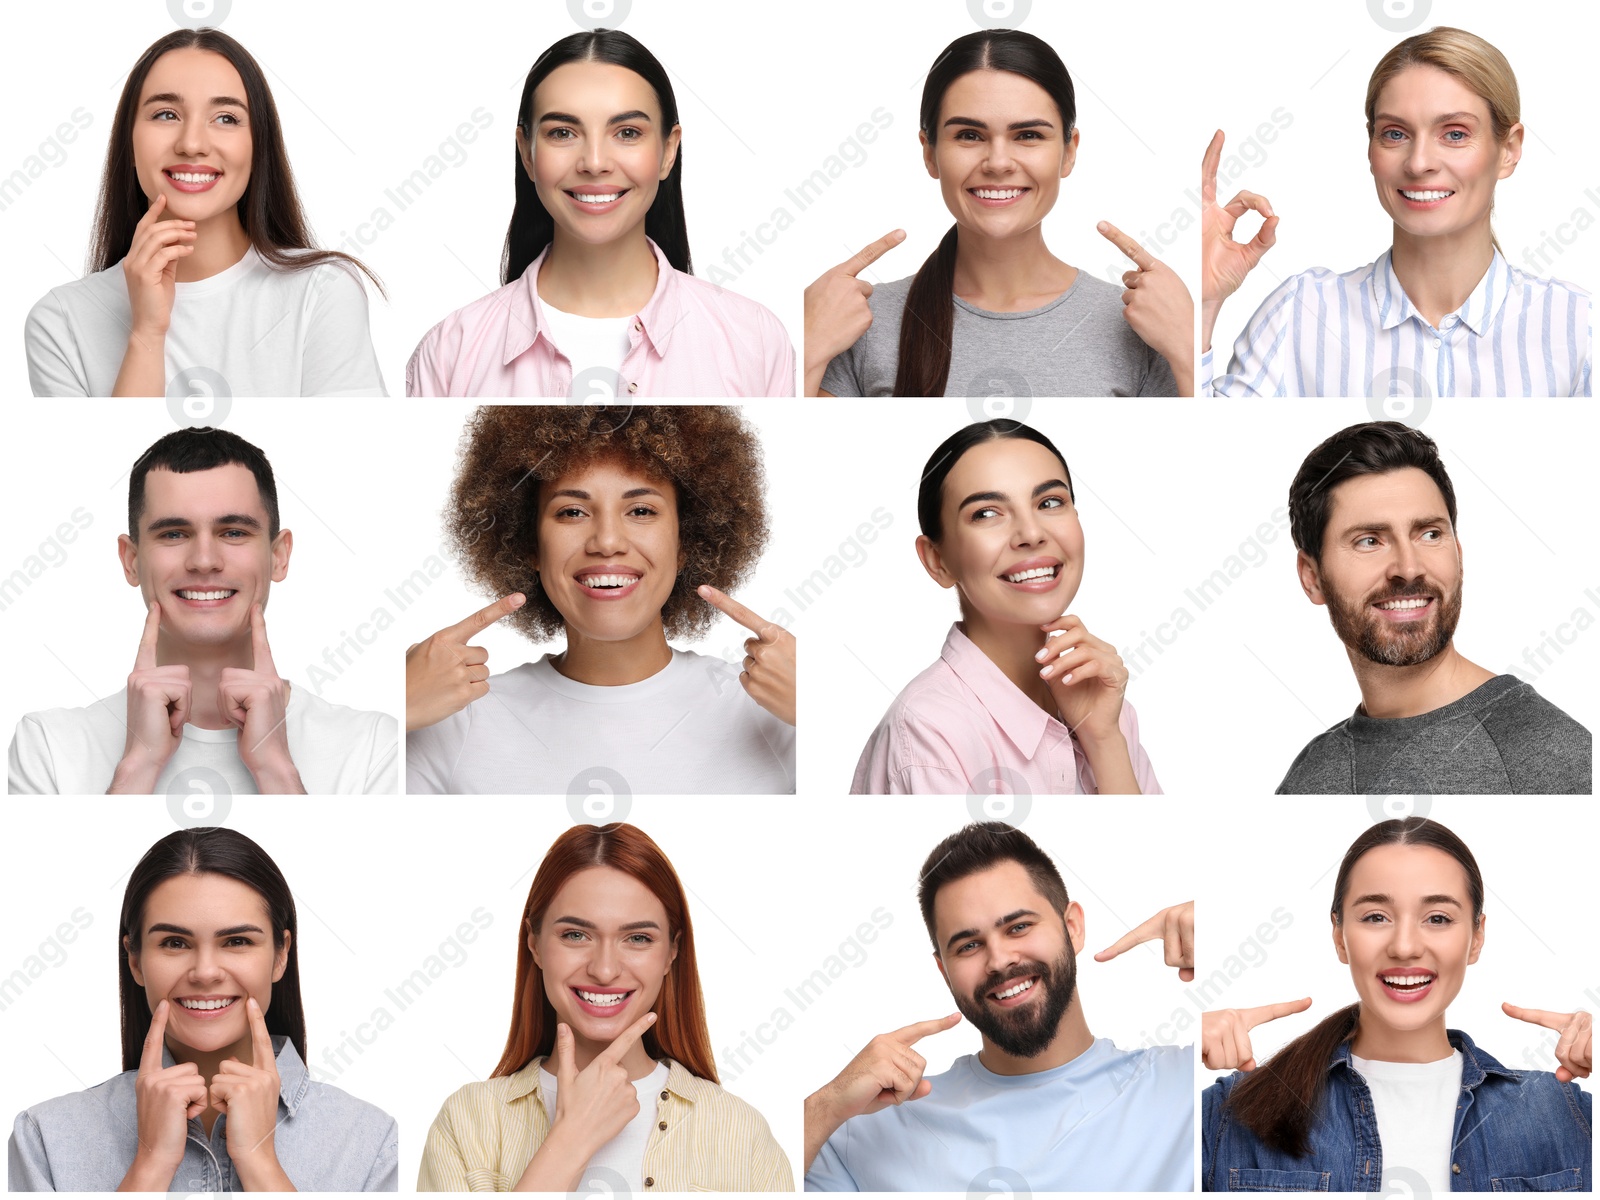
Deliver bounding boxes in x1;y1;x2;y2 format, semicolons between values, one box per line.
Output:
646;1011;658;1022
510;593;525;607
1061;673;1073;683
1039;666;1051;678
1034;648;1048;661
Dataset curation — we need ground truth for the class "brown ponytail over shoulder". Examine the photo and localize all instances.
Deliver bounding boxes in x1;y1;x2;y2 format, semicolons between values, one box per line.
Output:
893;225;960;397
1224;1003;1360;1157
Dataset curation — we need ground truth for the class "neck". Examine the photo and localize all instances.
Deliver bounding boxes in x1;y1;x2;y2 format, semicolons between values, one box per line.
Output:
175;210;252;283
1388;221;1495;328
959;614;1060;717
1348;642;1495;719
553;621;673;686
978;997;1094;1075
951;223;1074;311
157;632;275;729
538;228;659;317
1351;1014;1454;1063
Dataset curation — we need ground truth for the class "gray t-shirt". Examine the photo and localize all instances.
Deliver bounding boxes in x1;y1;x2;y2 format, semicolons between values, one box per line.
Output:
1277;675;1592;795
819;270;1179;397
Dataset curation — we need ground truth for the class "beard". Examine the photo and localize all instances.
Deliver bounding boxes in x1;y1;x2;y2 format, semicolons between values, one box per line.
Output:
954;944;1077;1060
1324;576;1462;667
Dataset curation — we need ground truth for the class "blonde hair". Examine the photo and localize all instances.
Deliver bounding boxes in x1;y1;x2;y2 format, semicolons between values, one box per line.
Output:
1365;27;1520;252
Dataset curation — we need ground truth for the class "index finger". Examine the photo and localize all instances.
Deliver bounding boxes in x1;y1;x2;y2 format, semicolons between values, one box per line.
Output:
1202;130;1223;206
890;1012;963;1045
598;1009;658;1065
141;999;170;1073
1503;1003;1572;1032
698;584;778;640
246;995;274;1067
250;604;275;676
136;602;162;672
1097;220;1158;271
1239;997;1314;1030
443;592;526;642
838;229;906;278
1094;909;1167;962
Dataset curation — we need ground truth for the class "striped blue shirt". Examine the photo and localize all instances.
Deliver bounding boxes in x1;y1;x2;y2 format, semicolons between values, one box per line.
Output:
1204;249;1590;397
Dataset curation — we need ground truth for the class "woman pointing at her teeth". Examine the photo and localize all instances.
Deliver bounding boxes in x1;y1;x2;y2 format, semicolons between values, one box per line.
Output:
7;828;398;1191
1200;817;1592;1192
852;419;1159;795
406;29;792;397
806;29;1192;398
418;822;791;1191
1202;26;1589;397
24;29;386;398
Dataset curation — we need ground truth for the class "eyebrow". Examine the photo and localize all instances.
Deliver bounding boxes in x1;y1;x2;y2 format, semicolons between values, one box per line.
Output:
1349;893;1462;908
147;922;268;937
142;93;249;110
145;513;264;533
547;487;666;503
549;915;663;932
943;116;1055;132
956;478;1072;511
1336;514;1451;540
537;110;652;126
944;908;1041;953
1374;111;1480;126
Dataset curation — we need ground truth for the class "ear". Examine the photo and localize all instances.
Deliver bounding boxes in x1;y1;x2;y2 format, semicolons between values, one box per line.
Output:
270;528;292;584
1297;550;1327;606
915;534;958;590
1331;916;1349;965
1467;912;1485;966
1497;123;1524;180
920;128;937;180
1062;901;1085;956
526;917;542;969
659;124;682;180
118;533;141;589
1059;126;1080;180
665;931;680;976
515;125;536;183
932;948;949;989
272;930;291;983
124;933;145;987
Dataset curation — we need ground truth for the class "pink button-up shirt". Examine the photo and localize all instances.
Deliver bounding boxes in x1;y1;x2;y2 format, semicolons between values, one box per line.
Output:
851;623;1163;795
405;238;794;397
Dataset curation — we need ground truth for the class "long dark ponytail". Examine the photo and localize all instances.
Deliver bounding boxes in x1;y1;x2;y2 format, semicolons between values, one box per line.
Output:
893;30;1076;397
1224;818;1485;1157
503;29;691;285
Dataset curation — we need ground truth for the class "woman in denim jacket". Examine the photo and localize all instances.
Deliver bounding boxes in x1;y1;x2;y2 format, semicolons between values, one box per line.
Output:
1201;817;1591;1192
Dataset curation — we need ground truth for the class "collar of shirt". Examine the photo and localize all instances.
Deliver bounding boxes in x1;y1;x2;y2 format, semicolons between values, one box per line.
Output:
506;1053;707;1115
940;622;1059;761
1371;246;1509;336
503;237;682;368
1325;1026;1521;1091
161;1032;309;1117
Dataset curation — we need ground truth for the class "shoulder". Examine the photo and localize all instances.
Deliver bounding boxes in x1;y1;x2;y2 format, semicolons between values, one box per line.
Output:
1476;677;1590;736
874;655;987;751
670;269;787;336
416;277;526;349
864;273;917;314
17;1068;135;1129
672;1070;779;1134
298;1076;397;1140
430;1073;523;1125
27;262;126;325
15;692;124;742
290;688;396;736
1276;719;1355;793
1502;260;1591;304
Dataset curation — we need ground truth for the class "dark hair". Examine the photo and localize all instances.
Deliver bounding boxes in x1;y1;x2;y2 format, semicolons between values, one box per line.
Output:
917;419;1074;542
119;827;305;1072
894;31;1077;397
504;30;690;284
1288;421;1458;563
128;426;279;541
917;822;1071;950
1224;817;1484;1157
91;29;382;294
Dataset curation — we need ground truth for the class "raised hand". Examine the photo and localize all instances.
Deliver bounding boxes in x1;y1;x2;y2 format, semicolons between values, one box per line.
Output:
1504;1003;1592;1082
210;997;288;1186
803;230;906;395
1094;901;1194;982
552;1012;659;1155
1201;131;1279;350
1098;219;1194;390
112;602;192;794
405;593;524;731
123;193;197;340
699;585;795;725
218;604;301;792
120;999;208;1190
1036;615;1128;743
1202;998;1314;1072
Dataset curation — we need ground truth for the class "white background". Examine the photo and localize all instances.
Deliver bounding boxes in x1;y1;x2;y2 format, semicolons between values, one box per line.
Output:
1206;0;1600;366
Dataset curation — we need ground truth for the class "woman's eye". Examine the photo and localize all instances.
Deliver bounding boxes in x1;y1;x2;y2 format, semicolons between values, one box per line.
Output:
555;506;585;519
1360;912;1388;923
1040;496;1064;510
545;127;575;141
1443;130;1467;143
217;113;241;126
559;929;586;942
971;506;1000;521
617;127;643;141
628;506;657;518
1426;914;1453;925
626;934;653;945
159;936;188;949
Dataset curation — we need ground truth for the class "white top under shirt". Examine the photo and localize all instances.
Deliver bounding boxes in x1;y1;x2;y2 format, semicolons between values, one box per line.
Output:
8;685;398;795
405;649;796;795
25;246;386;397
537;1059;669;1193
1351;1050;1463;1196
537;302;634;387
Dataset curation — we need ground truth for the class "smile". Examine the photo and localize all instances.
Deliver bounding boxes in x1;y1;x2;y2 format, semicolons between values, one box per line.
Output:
574;569;642;600
1378;971;1436;1002
177;996;239;1013
566;189;628;210
573;987;634;1016
1372;595;1434;622
165;168;221;193
176;588;237;601
999;559;1062;592
1400;190;1453;201
988;975;1040;1006
968;187;1030;207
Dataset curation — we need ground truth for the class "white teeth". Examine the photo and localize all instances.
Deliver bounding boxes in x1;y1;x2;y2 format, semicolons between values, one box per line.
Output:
170;172;219;184
577;989;630;1006
973;188;1025;200
579;574;638;589
1401;190;1453;201
994;978;1034;1000
1377;597;1429;610
571;193;624;204
1381;974;1433;987
1004;566;1056;583
177;589;236;600
178;997;236;1010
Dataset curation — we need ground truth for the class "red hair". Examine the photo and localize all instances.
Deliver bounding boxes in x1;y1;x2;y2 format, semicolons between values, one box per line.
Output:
492;823;719;1082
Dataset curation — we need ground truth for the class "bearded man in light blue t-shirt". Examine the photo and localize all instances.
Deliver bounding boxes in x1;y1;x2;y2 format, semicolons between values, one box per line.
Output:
803;821;1193;1192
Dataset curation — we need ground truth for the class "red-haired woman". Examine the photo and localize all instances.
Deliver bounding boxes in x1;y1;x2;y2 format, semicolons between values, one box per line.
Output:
417;823;792;1191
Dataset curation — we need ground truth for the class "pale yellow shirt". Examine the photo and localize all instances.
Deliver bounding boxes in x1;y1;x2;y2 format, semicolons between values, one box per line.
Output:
417;1056;793;1192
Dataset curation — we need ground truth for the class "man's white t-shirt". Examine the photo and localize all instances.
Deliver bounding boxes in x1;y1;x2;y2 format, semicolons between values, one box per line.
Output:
25;247;386;397
1351;1050;1463;1196
406;650;796;795
538;303;633;387
8;685;398;795
537;1059;669;1192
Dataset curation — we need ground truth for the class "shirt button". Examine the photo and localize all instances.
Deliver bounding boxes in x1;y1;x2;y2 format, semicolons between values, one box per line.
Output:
658;1120;667;1130
634;321;643;332
659;1090;669;1100
1452;1164;1461;1174
627;382;639;394
1433;337;1442;347
645;1178;655;1188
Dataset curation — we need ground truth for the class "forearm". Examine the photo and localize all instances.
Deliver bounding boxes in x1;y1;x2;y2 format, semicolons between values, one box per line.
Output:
1078;728;1140;795
108;756;163;795
249;754;306;795
1200;299;1224;354
803;1091;843;1177
512;1125;594;1193
1164;351;1194;398
113;331;167;398
803;360;829;398
117;1155;178;1192
235;1150;296;1192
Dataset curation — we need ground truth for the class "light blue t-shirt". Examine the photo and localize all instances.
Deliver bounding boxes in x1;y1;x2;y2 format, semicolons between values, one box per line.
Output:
805;1038;1192;1192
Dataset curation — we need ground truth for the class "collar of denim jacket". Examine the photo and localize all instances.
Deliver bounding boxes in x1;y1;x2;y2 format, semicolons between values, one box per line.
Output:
1325;1025;1522;1089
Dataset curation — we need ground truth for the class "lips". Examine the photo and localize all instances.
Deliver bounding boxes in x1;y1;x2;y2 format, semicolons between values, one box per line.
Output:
572;986;635;1017
565;187;629;212
574;568;642;600
999;558;1063;592
1398;188;1453;211
174;587;239;607
1370;593;1435;623
165;167;222;194
968;186;1031;208
1377;970;1436;1003
986;973;1040;1008
175;995;241;1018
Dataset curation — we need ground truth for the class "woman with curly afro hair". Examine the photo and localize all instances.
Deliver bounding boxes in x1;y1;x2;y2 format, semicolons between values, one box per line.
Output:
405;405;795;795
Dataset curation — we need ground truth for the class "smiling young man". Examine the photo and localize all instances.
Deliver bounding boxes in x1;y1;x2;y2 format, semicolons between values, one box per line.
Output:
7;427;397;794
803;822;1193;1192
1279;421;1591;794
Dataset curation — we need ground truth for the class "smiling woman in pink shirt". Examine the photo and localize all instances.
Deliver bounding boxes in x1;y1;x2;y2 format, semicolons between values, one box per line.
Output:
852;419;1161;795
406;30;793;398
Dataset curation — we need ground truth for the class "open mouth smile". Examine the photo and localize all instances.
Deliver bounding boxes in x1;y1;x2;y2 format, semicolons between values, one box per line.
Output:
968;186;1031;208
987;974;1041;1007
999;559;1063;592
174;588;239;606
572;986;635;1016
1371;594;1434;622
1398;188;1453;210
1377;971;1436;1002
574;569;642;600
566;188;629;213
165;167;222;193
176;995;241;1018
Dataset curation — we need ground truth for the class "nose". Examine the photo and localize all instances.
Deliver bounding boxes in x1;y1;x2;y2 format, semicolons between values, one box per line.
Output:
578;132;612;176
185;531;223;573
1384;536;1424;585
587;938;620;984
1010;507;1046;549
586;509;627;556
172;115;211;160
188;944;226;984
982;135;1017;175
1403;137;1437;179
983;939;1023;982
1386;918;1422;961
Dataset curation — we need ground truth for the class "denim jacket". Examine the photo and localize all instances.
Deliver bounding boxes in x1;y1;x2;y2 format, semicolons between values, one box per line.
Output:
8;1035;398;1191
1202;1028;1591;1191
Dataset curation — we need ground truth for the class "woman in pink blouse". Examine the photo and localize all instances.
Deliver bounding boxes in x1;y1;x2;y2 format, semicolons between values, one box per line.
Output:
406;30;793;398
852;419;1161;795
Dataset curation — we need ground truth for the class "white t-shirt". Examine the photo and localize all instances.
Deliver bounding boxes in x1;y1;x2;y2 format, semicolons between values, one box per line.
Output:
25;247;386;397
1351;1050;1463;1196
406;649;796;795
8;685;398;795
537;1059;669;1193
538;302;633;385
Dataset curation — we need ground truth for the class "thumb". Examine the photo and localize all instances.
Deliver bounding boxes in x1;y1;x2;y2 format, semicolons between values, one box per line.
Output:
909;1078;932;1102
554;1022;576;1088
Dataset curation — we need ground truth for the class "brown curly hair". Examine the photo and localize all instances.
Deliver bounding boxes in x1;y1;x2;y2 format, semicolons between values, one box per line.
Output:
445;406;769;643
